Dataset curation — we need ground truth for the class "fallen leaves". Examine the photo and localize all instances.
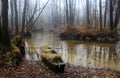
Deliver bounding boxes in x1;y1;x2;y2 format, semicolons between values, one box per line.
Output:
0;59;120;78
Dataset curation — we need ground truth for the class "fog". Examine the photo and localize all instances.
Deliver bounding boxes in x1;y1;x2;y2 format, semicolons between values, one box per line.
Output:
4;0;100;30
1;0;119;33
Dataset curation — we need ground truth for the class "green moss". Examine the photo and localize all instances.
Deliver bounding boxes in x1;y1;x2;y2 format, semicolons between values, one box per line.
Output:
9;43;14;50
12;35;22;43
0;44;21;68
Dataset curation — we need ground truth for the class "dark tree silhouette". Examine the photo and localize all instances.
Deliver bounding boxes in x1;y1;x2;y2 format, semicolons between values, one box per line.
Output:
109;0;114;31
0;0;10;51
99;0;102;31
86;0;90;27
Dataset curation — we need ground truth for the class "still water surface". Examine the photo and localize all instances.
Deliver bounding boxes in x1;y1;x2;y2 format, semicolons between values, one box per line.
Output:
25;33;120;70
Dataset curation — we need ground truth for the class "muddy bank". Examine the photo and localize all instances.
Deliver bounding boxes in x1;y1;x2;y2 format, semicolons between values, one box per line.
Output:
59;28;120;43
0;58;120;78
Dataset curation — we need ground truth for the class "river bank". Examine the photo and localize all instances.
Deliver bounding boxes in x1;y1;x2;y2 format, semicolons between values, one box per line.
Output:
0;32;120;78
0;58;120;78
59;27;120;43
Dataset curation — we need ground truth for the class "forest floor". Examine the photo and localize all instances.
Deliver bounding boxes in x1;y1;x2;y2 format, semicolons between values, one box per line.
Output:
0;58;120;78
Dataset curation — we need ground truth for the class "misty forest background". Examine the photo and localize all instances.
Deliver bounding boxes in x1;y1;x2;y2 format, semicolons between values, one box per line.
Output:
0;0;120;77
0;0;120;34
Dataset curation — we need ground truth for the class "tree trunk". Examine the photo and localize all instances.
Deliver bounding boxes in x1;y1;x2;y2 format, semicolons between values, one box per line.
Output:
1;0;10;50
10;0;14;30
14;0;19;34
104;0;107;28
65;0;76;28
109;0;114;31
65;0;69;28
99;0;102;31
0;16;2;39
86;0;90;27
0;16;3;49
21;0;27;33
113;0;120;32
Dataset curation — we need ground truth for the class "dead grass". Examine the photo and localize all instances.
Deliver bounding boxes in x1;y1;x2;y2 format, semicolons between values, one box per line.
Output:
41;53;62;63
59;25;119;42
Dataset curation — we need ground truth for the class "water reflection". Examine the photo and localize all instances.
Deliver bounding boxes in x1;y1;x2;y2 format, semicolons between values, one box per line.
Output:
25;39;40;63
25;33;120;70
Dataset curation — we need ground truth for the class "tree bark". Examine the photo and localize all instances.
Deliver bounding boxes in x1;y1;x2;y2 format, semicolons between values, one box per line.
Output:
86;0;90;27
104;0;107;28
113;0;120;32
99;0;102;31
10;0;14;30
109;0;114;31
1;0;10;50
22;0;27;33
0;16;3;49
14;0;19;34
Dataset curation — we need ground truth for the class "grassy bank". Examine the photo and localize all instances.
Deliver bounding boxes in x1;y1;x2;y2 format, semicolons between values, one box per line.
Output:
59;26;119;43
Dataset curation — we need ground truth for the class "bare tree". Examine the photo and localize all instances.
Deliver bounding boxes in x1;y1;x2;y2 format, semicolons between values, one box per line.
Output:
109;0;114;31
21;0;27;33
1;0;10;51
99;0;102;31
24;0;49;33
0;16;3;48
10;0;14;30
104;0;107;28
65;0;76;28
51;0;62;28
109;0;120;32
14;0;19;34
113;0;120;32
86;0;90;27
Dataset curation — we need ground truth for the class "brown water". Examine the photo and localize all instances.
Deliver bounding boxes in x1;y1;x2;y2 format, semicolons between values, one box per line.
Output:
25;33;120;71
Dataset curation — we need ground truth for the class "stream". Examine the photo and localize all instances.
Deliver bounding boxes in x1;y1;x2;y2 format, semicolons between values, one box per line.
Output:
25;32;120;71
